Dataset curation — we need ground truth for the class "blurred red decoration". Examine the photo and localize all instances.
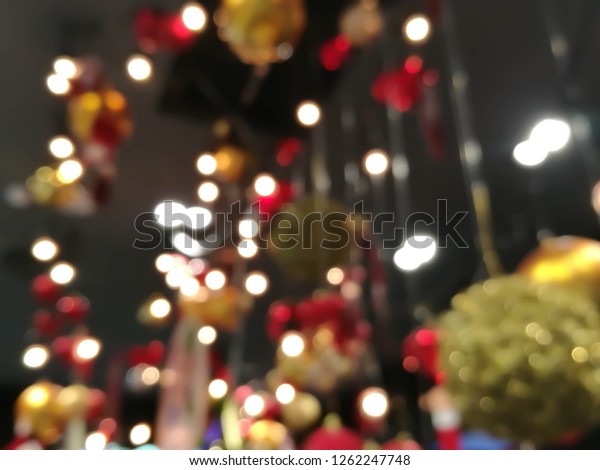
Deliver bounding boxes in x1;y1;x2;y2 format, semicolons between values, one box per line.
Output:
129;341;165;367
319;35;352;72
401;327;439;380
303;416;364;450
267;301;294;341
52;336;75;365
56;295;90;323
418;69;446;160
85;389;107;422
256;181;294;218
276;138;302;167
134;9;196;53
32;310;61;337
31;274;62;304
382;434;422;450
371;56;424;112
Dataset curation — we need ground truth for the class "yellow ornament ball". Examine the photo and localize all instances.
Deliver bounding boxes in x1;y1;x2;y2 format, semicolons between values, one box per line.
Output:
517;236;600;307
55;384;91;419
246;419;290;449
339;0;383;46
15;381;64;445
439;275;600;444
217;0;306;66
178;286;252;330
281;392;321;432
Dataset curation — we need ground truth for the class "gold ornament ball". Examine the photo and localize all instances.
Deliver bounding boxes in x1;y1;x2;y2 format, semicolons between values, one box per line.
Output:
214;144;250;183
281;392;321;432
246;419;290;449
268;194;354;280
15;381;64;445
517;236;600;307
218;0;306;66
339;0;383;46
55;384;91;419
178;286;252;330
439;275;600;444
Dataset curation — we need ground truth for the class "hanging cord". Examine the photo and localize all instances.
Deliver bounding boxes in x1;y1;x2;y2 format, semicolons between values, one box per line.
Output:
441;0;503;278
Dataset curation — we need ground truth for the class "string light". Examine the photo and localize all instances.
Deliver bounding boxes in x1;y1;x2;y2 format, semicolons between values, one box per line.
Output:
22;345;49;369
296;101;321;127
75;338;101;361
56;159;84;184
129;423;151;446
513;140;548;167
181;2;207;32
180;277;201;297
244;272;269;296
208;379;228;399
31;237;59;262
196;153;217;175
46;74;71;95
126;54;153;82
529;118;571;152
403;14;431;44
281;332;305;357
253;174;277;197
275;383;296;404
49;262;76;285
85;432;107;451
165;265;192;289
363;149;389;176
244;394;266;417
359;387;389;418
205;269;226;290
48;136;75;159
197;326;217;345
52;56;79;79
238;240;258;259
149;297;171;319
198;181;219;202
326;267;344;285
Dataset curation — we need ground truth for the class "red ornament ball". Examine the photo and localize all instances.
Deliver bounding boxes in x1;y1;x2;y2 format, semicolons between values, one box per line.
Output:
56;295;90;323
31;274;62;304
303;415;363;450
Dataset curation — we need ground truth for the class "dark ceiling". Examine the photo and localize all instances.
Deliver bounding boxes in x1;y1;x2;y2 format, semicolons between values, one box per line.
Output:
1;0;600;444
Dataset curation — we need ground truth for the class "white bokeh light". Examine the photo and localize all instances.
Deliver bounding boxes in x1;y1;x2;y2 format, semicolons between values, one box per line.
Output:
149;298;171;319
85;432;107;451
360;388;389;418
181;3;207;31
513;140;548;167
23;345;49;369
56;159;84;184
238;219;259;239
129;423;151;446
154;201;187;228
126;54;153;82
46;74;71;95
53;56;79;79
363;149;389;176
155;254;176;273
296;101;321;127
529;118;571;153
253;174;277;197
184;206;213;230
393;235;437;272
75;338;101;361
208;379;228;399
50;262;76;285
281;332;305;357
197;326;217;345
172;232;205;258
196;153;217;175
244;272;269;296
205;269;226;290
403;14;431;44
180;277;201;297
275;383;296;405
31;237;59;262
238;240;259;259
326;267;344;286
48;136;75;159
197;181;219;203
244;394;266;417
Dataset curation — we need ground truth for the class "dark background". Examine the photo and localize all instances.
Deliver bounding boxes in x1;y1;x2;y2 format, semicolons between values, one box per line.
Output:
1;0;599;447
